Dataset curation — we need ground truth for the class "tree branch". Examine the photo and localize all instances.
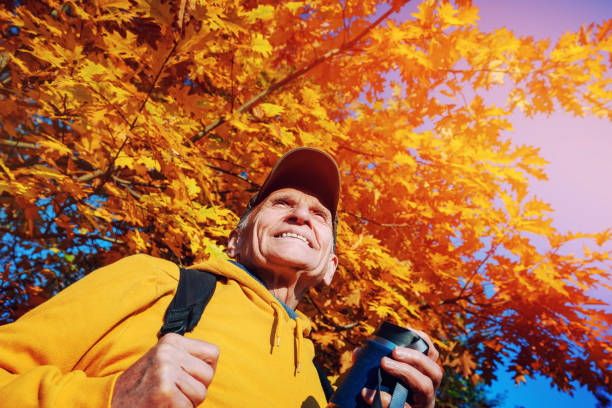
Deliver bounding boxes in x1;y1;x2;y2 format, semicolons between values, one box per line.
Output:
305;293;359;333
342;210;412;228
0;226;125;245
189;4;401;144
338;144;386;158
204;164;260;189
419;294;473;311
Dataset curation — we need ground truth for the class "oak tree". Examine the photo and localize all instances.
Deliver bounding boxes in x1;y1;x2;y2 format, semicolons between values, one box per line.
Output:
1;0;611;404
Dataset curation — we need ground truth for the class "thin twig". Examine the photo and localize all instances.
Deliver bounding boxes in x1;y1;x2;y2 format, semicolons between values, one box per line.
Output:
0;226;125;245
0;139;38;149
305;293;359;332
342;0;349;44
204;164;259;188
189;4;401;144
456;244;499;300
338;144;386;158
94;39;181;193
201;154;249;170
230;46;235;113
342;210;412;228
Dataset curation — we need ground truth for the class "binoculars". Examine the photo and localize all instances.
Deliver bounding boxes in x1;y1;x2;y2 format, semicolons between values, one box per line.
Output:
329;322;429;408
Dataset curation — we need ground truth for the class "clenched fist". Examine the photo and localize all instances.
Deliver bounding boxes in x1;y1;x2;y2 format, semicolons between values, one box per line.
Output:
111;333;219;408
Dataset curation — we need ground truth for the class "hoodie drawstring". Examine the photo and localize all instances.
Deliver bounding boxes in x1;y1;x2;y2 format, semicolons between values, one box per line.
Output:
270;302;304;376
294;318;303;374
271;303;283;349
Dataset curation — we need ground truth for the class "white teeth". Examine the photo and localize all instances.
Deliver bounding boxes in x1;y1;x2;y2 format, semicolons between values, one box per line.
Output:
279;232;310;245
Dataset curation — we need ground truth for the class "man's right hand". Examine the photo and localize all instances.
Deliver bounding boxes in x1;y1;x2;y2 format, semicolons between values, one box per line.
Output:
111;333;219;408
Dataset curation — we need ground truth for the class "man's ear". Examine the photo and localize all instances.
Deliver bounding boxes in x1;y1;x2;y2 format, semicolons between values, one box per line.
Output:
322;254;338;286
227;229;240;258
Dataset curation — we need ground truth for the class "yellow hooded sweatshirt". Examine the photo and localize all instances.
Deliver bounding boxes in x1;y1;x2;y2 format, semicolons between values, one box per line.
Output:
0;254;328;408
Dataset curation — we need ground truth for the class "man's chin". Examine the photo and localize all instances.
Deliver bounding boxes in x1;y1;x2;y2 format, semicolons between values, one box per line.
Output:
264;253;315;272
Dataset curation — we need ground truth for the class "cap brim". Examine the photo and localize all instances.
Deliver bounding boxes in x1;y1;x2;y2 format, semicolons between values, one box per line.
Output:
252;147;340;217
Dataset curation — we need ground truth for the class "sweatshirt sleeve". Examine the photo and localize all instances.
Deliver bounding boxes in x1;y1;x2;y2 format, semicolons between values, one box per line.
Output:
0;254;178;408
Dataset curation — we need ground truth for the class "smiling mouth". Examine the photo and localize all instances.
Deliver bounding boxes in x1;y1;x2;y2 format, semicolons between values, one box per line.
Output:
275;232;313;247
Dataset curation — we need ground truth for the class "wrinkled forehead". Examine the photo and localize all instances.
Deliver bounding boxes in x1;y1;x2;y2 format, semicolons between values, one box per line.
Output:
263;187;331;213
261;169;337;217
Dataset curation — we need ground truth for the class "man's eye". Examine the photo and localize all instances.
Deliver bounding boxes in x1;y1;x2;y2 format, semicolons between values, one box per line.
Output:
314;211;327;221
274;199;289;206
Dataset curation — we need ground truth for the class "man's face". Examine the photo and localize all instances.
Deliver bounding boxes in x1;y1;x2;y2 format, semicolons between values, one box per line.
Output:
228;188;338;286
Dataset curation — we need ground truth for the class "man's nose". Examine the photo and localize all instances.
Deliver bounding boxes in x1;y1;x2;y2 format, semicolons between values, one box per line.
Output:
286;204;312;226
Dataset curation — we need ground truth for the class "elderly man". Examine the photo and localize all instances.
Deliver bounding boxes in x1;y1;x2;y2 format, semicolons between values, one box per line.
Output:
0;147;442;408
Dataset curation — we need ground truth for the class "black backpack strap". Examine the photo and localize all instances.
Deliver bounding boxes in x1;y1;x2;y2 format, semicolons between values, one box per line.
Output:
159;268;219;337
158;266;333;402
314;361;334;402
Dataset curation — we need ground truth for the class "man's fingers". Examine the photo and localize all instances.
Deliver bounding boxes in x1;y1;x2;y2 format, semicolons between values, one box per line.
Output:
178;351;216;388
148;383;191;408
382;326;438;366
361;388;412;408
381;355;440;404
155;333;219;405
382;356;433;395
159;333;220;370
408;328;439;362
352;347;363;363
174;367;209;407
360;388;378;406
390;347;442;389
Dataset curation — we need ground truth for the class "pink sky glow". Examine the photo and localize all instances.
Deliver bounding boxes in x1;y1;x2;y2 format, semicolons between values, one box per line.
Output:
473;1;611;407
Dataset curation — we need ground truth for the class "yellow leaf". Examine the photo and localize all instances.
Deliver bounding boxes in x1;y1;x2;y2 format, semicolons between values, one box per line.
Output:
488;60;505;85
138;157;161;171
246;5;275;22
285;2;304;14
339;350;354;373
265;124;296;145
0;157;15;181
312;331;337;347
29;167;65;180
132;230;147;251
438;3;479;27
258;103;285;117
301;87;320;106
204;239;227;259
79;60;108;81
38;140;72;155
99;0;132;8
184;177;201;198
500;192;519;219
345;287;362;307
115;156;135;168
230;113;259;132
437;2;460;26
393;151;416;167
250;34;273;56
0;180;27;194
457;5;480;26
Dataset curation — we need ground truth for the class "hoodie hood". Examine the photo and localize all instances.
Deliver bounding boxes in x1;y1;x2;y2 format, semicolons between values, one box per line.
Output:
190;256;312;373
